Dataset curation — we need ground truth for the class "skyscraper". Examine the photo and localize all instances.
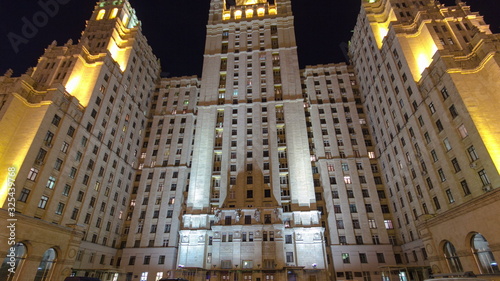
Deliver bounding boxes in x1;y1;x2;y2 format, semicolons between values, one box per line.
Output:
350;0;500;275
0;0;499;281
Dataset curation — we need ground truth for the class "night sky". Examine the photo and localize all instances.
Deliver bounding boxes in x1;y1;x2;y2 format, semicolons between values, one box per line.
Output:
0;0;499;78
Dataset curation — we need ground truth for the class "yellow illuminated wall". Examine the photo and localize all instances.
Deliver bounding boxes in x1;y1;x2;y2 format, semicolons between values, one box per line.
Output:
236;0;268;5
397;24;438;81
367;1;397;49
0;95;51;206
448;55;500;174
64;54;103;107
107;27;133;71
370;12;396;49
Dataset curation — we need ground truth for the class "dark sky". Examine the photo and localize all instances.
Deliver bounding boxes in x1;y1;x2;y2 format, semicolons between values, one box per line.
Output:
0;0;498;78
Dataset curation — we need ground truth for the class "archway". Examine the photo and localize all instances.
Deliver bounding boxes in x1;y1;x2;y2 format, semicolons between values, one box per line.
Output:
443;241;463;273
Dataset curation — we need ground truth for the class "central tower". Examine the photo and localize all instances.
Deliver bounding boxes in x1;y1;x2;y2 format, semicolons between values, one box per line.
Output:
178;0;328;280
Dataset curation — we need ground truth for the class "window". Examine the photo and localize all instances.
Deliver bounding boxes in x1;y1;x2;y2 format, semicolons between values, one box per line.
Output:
433;196;441;210
467;145;479;161
38;195;49;209
446;189;455;203
443;138;452;151
54;158;63;171
61;142;69;153
441;87;449;100
342;253;350;264
67;126;75;137
356;235;364;245
368;219;376;229
344;176;352;184
458;124;468;138
34;248;57;281
45;176;57;189
52;115;61;126
377;253;386;263
429;103;436;114
336;220;344;229
438;169;446;182
451;158;461;172
449;105;458;118
27;167;39;181
286;252;294;263
349;204;357;213
334;205;342;213
55;202;65;215
384;220;394;229
36;148;47;163
436;120;444;132
478;170;491;186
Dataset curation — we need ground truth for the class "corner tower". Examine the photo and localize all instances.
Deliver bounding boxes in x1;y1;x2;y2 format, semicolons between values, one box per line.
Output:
350;0;500;275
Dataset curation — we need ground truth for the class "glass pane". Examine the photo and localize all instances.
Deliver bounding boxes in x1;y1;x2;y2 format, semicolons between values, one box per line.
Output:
0;243;26;281
472;234;500;273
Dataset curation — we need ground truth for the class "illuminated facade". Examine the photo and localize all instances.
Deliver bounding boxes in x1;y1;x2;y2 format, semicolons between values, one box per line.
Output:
0;0;160;280
177;0;329;280
350;0;500;276
1;0;500;280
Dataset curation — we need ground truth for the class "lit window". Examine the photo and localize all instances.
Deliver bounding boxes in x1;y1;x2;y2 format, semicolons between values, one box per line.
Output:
27;167;39;181
109;8;118;19
38;195;49;209
96;9;106;20
458;124;468;138
384;220;394;229
46;176;56;189
245;9;253;18
344;176;352;184
342;253;350;263
257;7;265;16
478;170;491;186
234;10;242;19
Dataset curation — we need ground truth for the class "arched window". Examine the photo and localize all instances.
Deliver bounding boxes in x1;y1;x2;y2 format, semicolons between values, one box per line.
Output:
245;9;254;18
109;8;119;19
443;241;463;272
0;243;27;281
257;7;265;17
33;248;57;281
96;9;106;20
471;233;500;274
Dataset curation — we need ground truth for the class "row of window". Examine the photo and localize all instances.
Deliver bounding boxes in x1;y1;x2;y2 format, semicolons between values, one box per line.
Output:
342;252;385;264
335;219;393;230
